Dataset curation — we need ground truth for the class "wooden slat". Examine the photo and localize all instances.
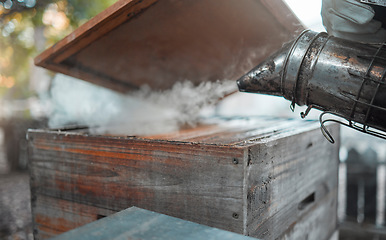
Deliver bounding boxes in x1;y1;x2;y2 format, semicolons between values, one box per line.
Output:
29;131;246;235
53;118;322;146
32;195;116;239
281;189;338;240
145;118;321;146
145;117;289;143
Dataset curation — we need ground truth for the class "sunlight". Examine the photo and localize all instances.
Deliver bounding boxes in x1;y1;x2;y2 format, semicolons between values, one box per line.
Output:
283;0;325;32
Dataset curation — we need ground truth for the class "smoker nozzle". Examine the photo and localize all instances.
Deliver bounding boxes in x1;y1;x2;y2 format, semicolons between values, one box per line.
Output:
237;41;291;97
237;30;386;142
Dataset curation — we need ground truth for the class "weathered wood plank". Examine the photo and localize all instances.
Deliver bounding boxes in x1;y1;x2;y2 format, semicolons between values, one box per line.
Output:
32;195;116;239
29;131;246;235
145;118;321;146
280;189;338;240
245;124;339;239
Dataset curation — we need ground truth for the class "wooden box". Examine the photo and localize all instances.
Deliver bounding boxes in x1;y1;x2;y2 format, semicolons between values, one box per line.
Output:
29;1;337;239
28;117;339;240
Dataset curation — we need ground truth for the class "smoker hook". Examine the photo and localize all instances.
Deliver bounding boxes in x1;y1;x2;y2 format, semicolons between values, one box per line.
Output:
319;112;338;144
300;105;313;119
290;100;296;112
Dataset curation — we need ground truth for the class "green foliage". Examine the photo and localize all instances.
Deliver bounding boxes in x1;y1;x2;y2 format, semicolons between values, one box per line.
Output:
67;0;116;26
0;0;116;99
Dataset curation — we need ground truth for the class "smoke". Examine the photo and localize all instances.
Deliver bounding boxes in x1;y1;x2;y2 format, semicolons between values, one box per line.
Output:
46;74;237;136
40;43;278;136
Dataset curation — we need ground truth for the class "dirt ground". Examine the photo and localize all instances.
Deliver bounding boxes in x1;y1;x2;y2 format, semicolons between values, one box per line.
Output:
0;129;33;240
0;173;32;240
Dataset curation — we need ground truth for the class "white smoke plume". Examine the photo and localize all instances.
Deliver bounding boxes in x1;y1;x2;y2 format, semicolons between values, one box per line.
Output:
46;74;237;136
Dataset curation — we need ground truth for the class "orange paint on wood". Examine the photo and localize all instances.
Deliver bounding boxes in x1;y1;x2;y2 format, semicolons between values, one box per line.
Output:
35;214;85;234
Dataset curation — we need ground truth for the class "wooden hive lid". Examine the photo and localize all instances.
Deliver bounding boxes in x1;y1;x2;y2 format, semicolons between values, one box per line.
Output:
34;0;303;93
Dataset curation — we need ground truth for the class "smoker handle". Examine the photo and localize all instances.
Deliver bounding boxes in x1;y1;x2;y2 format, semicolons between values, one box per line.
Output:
361;0;386;28
360;0;386;7
319;111;386;144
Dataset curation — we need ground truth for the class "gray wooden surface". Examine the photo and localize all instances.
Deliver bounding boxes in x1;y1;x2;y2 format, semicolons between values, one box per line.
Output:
51;207;258;240
246;123;340;239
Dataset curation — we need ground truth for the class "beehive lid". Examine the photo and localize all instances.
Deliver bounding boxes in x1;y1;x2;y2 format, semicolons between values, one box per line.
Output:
34;0;303;93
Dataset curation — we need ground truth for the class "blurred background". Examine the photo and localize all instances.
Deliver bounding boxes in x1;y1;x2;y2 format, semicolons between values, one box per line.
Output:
0;1;116;239
0;0;116;173
1;0;386;239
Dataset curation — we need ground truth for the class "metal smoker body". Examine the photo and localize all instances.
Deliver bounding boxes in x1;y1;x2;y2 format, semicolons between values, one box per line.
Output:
237;30;386;142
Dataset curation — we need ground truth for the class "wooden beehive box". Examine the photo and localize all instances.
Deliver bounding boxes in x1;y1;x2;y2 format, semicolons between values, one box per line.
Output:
29;0;340;239
28;117;339;240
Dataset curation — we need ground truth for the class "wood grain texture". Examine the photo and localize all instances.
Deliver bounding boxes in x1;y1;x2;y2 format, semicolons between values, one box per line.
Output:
29;129;246;237
32;195;115;239
28;118;339;239
34;0;304;92
280;189;338;240
245;124;340;239
146;117;316;145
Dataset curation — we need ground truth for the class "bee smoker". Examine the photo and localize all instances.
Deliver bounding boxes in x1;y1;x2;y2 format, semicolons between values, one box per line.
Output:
237;30;386;143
